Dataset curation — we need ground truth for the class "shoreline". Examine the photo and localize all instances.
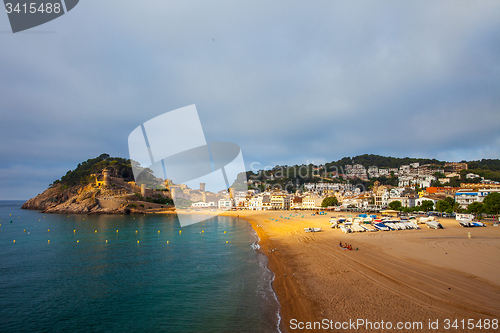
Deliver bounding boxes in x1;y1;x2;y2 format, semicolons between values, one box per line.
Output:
222;211;319;333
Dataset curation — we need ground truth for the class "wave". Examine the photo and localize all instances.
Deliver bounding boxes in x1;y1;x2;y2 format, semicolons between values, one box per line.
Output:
250;229;282;333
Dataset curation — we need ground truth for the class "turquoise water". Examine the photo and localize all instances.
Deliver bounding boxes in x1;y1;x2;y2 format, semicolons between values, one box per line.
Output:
0;201;280;332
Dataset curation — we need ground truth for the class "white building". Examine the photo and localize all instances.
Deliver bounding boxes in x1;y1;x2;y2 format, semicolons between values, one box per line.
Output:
218;199;232;210
192;202;210;208
454;188;500;209
302;195;323;209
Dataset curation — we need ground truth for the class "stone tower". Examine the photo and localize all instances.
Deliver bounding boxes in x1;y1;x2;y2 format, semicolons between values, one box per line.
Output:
200;183;206;192
141;183;147;197
103;168;111;186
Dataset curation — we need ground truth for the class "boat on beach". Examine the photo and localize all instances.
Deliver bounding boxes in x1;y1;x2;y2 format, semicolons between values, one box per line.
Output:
458;220;486;227
304;227;322;232
340;225;352;233
361;224;377;232
425;221;443;229
351;223;366;232
374;222;390;231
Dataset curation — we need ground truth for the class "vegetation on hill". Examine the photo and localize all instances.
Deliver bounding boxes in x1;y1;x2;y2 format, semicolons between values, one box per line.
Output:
247;154;500;193
325;154;444;170
52;153;134;187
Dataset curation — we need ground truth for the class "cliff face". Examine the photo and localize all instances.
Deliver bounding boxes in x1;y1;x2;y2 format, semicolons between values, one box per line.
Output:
22;184;82;211
22;183;130;214
22;178;174;214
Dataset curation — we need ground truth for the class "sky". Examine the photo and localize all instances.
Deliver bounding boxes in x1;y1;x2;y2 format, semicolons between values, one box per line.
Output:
1;0;499;199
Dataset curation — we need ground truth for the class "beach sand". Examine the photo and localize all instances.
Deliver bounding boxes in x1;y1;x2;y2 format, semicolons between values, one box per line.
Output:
218;210;500;332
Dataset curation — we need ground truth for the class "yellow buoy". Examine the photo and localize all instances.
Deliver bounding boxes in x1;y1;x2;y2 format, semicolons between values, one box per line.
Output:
48;240;50;244
10;214;11;216
202;230;204;233
39;219;40;221
95;230;97;233
135;230;138;234
224;231;226;234
137;240;140;244
179;230;182;235
116;230;119;233
226;241;229;243
158;230;160;234
73;230;76;233
77;240;79;243
48;229;50;232
18;216;20;218
23;229;26;232
13;240;16;243
105;240;108;243
83;218;84;221
167;241;169;244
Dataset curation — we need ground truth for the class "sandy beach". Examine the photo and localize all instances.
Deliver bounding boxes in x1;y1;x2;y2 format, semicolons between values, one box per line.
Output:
214;210;500;332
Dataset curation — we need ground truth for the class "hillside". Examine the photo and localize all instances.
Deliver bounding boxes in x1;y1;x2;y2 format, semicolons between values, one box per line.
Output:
22;154;174;214
247;154;500;192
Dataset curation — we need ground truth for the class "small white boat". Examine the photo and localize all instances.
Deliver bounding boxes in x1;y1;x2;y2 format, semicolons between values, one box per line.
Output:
425;221;443;229
351;223;366;232
385;222;397;230
304;227;322;233
329;218;338;224
396;222;407;230
340;225;352;234
361;224;377;232
418;217;430;224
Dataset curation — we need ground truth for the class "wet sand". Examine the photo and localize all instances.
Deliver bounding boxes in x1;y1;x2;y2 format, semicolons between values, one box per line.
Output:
220;210;500;332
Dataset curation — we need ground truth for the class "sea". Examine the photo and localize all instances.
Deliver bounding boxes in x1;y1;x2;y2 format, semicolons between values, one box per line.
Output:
0;201;281;333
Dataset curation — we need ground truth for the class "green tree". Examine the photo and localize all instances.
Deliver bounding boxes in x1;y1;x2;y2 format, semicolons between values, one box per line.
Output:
435;200;451;213
420;200;434;212
467;202;484;215
388;200;402;211
483;192;500;215
321;197;338;207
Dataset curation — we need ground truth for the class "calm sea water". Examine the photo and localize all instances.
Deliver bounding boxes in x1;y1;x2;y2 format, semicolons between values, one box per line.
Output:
0;201;280;332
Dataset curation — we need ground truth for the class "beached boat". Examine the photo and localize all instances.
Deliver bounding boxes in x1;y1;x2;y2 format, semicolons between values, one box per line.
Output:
458;220;473;227
340;225;352;234
374;222;390;231
459;221;486;227
304;227;322;232
361;224;377;232
425;221;443;229
418;217;430;224
408;221;419;229
351;223;366;232
329;218;337;224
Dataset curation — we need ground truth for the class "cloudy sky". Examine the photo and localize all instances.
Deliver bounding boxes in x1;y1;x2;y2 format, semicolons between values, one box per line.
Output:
1;0;499;199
